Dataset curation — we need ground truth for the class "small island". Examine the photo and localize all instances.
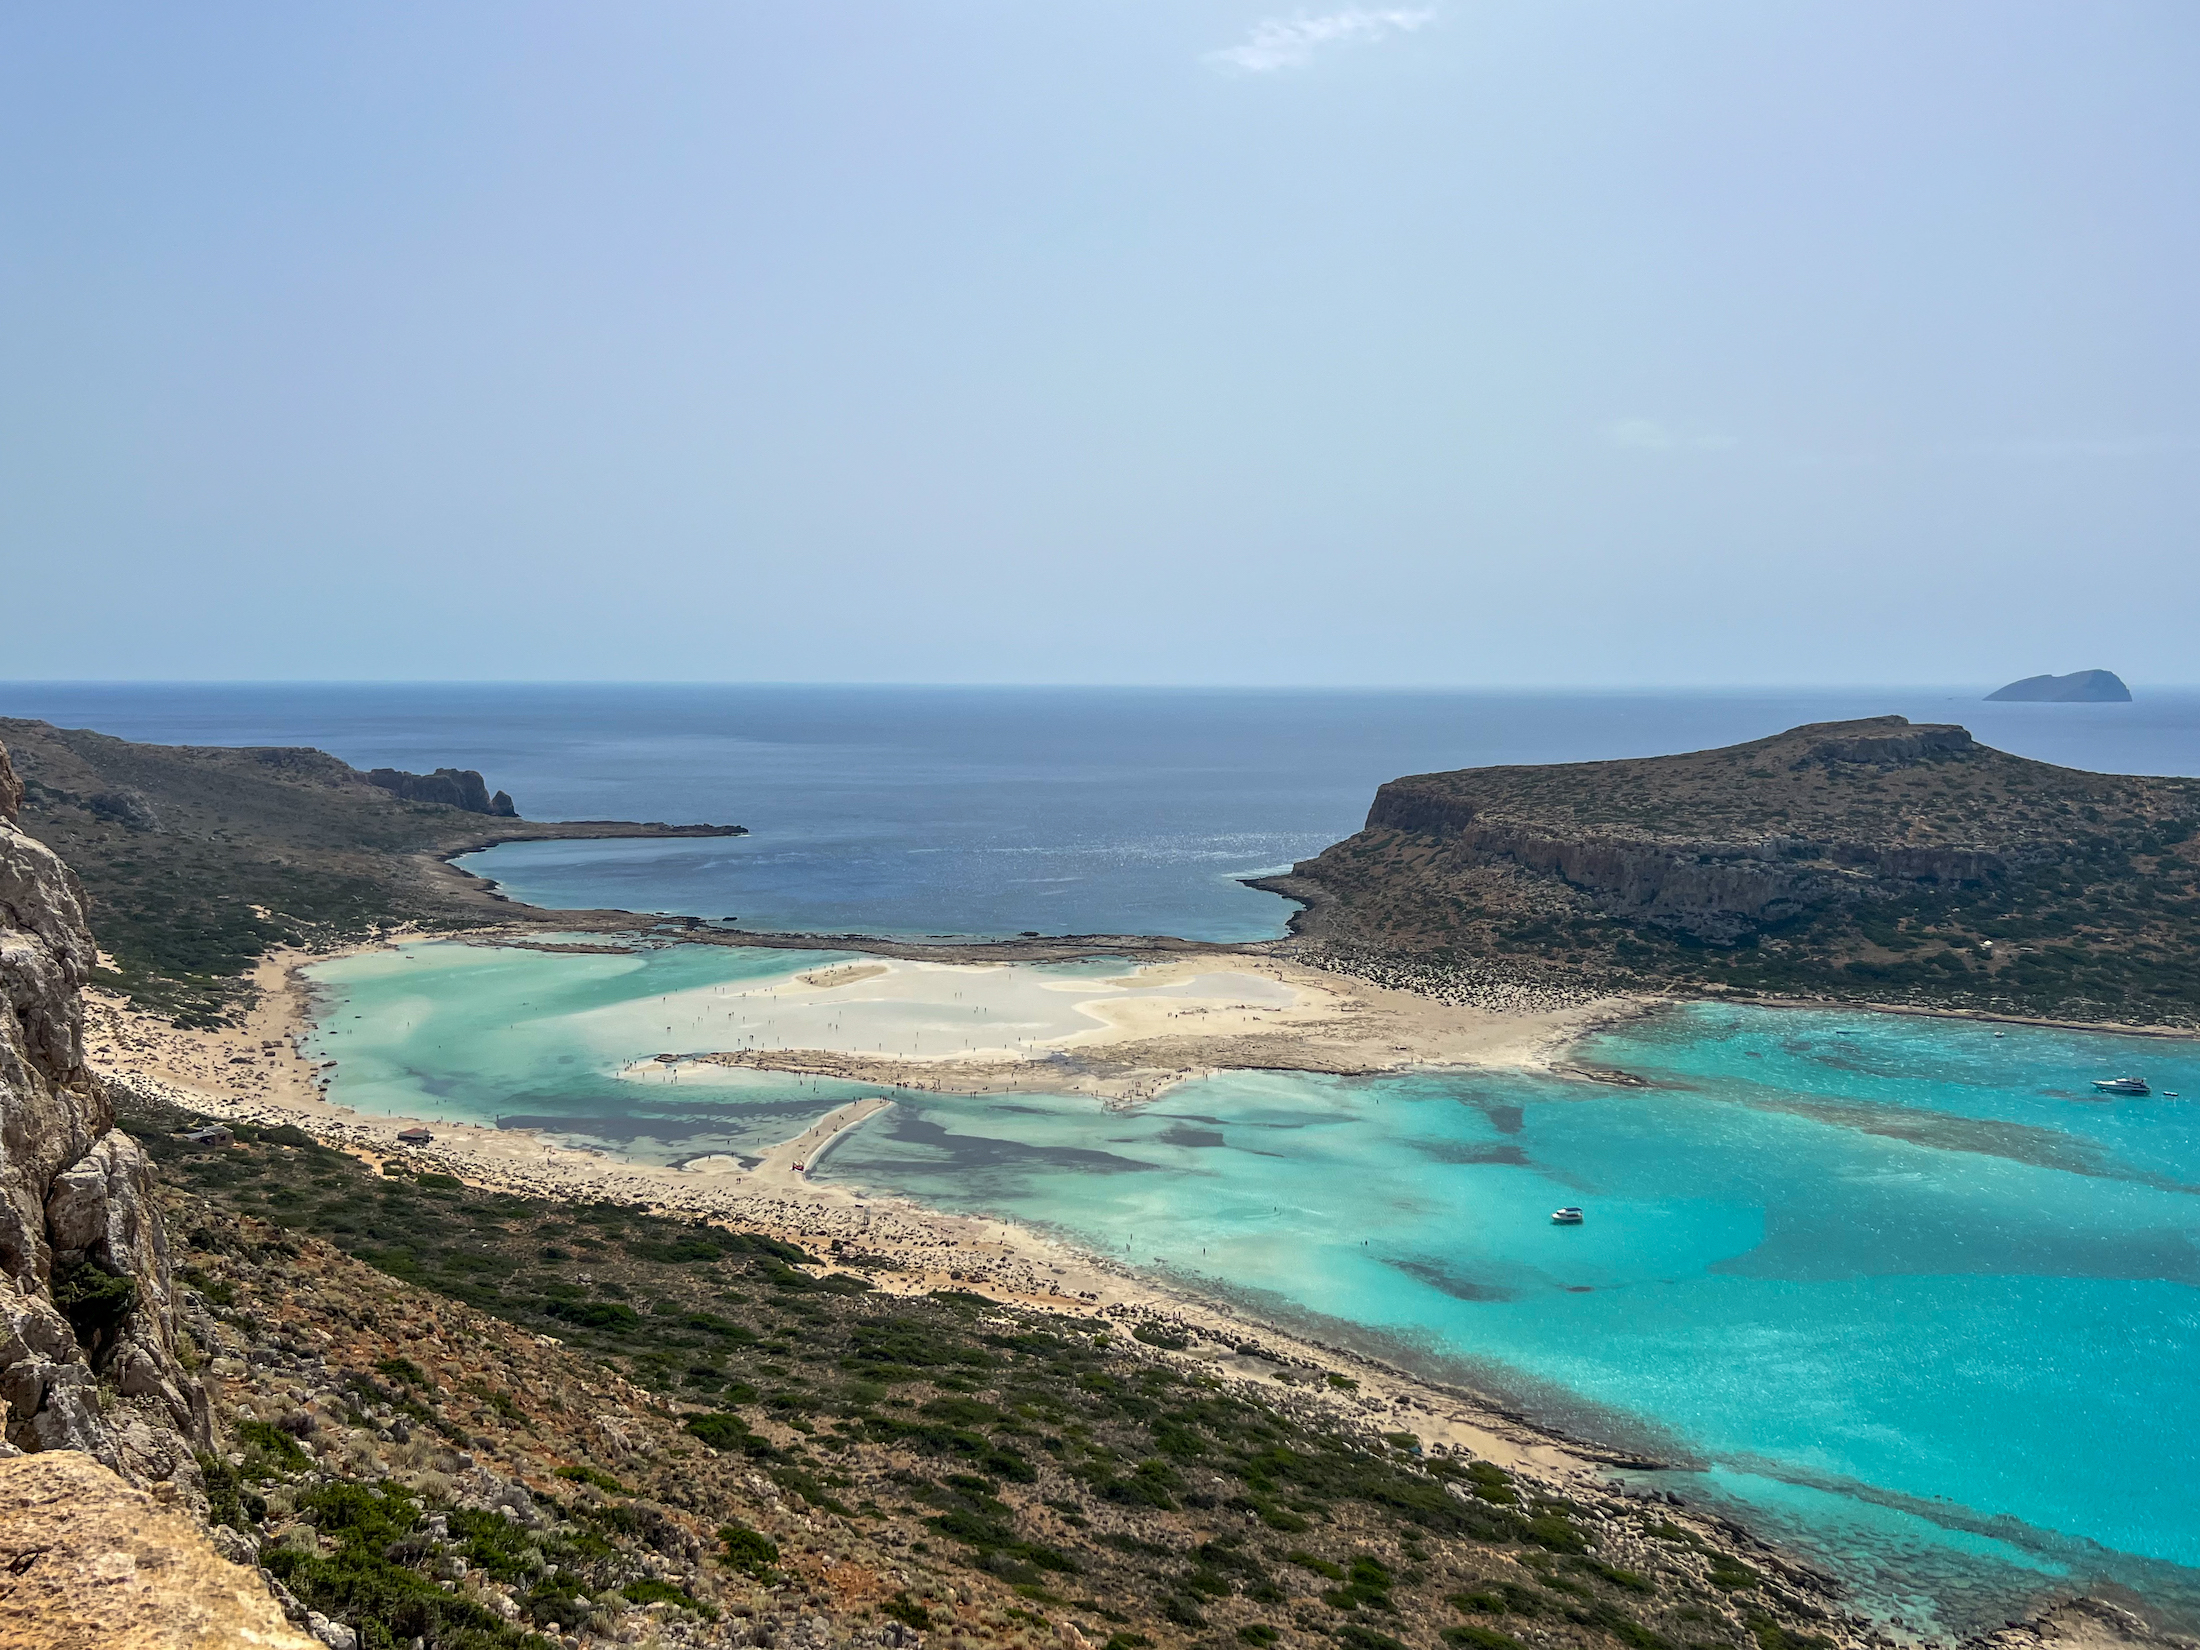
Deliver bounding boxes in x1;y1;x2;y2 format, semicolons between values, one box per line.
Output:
1986;669;2132;702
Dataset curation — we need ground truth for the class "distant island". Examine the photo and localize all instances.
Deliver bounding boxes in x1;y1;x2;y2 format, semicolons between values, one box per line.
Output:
1256;715;2200;1026
1986;669;2131;702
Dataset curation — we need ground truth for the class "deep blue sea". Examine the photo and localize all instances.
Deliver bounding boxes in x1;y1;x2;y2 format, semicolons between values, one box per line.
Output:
8;680;2200;1635
5;681;2197;939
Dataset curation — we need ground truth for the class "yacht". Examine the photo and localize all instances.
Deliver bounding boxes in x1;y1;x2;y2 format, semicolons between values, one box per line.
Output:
2092;1076;2151;1097
1550;1207;1585;1225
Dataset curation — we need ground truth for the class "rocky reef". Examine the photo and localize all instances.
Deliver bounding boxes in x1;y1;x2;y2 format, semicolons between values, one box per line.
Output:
363;766;519;816
0;737;204;1487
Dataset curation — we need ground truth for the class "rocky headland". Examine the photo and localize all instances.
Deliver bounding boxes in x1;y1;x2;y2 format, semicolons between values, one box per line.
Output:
365;766;520;816
1255;716;2200;1027
0;717;745;1027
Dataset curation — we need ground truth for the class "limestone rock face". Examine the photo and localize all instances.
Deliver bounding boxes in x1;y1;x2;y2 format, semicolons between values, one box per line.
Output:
362;765;513;814
0;1450;318;1649
0;739;203;1478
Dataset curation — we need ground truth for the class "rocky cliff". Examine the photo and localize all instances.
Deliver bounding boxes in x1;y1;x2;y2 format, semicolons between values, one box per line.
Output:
363;766;518;816
1262;716;2200;1022
0;737;204;1486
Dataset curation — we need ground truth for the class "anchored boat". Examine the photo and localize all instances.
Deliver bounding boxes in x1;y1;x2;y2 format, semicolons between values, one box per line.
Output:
1550;1207;1585;1225
2092;1076;2151;1096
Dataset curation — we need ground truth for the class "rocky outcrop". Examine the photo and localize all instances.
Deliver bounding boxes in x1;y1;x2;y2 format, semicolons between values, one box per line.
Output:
0;1450;317;1648
0;738;203;1483
1987;670;2132;703
362;766;518;816
1272;717;2200;1020
1352;721;2026;943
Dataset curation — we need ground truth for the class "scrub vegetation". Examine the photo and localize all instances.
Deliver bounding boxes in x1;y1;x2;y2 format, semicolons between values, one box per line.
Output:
125;1084;1861;1650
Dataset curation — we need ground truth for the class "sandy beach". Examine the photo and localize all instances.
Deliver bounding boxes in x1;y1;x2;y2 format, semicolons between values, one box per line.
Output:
85;931;1655;1491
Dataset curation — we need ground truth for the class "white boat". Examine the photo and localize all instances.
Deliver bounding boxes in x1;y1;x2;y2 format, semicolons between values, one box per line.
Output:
1550;1207;1584;1225
2092;1076;2150;1096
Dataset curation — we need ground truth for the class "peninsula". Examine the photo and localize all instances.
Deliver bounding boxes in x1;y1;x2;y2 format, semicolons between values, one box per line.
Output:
1254;716;2200;1027
0;716;744;1026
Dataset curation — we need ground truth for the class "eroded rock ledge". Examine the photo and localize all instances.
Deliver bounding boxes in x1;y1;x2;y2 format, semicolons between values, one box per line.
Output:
0;736;204;1488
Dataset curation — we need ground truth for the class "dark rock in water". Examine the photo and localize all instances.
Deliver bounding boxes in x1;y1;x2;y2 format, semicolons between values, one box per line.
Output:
364;766;515;814
1985;670;2131;703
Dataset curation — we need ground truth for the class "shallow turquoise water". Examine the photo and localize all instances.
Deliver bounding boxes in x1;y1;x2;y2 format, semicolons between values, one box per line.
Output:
302;944;2200;1634
302;941;877;1160
823;1005;2200;1632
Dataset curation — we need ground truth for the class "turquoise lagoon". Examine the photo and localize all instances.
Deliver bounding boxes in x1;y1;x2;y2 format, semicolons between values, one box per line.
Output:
304;941;2200;1635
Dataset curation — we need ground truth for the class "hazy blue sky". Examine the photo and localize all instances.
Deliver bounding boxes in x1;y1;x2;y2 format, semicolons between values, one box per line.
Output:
3;3;2194;685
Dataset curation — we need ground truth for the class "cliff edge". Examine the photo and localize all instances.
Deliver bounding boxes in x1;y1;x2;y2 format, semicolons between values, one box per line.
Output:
0;1450;314;1649
0;736;204;1487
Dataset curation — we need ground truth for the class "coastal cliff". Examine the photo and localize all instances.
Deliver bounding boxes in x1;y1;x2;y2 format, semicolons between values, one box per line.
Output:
0;738;204;1485
1262;716;2200;1023
365;765;518;815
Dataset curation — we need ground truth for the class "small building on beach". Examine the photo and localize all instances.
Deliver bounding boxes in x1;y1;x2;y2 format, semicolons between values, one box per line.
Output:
396;1126;434;1146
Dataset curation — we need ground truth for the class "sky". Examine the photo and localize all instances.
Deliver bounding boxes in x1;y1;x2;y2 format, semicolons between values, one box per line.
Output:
2;2;2195;686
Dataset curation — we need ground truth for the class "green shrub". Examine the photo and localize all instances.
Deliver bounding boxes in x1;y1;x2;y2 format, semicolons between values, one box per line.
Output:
1444;1628;1527;1650
1524;1513;1590;1553
235;1418;311;1473
718;1523;781;1579
1336;1626;1411;1650
685;1413;774;1455
882;1594;933;1630
52;1258;137;1344
554;1463;627;1494
541;1298;641;1331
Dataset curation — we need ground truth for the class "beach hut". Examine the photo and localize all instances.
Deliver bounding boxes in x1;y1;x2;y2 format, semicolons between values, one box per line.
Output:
396;1126;434;1146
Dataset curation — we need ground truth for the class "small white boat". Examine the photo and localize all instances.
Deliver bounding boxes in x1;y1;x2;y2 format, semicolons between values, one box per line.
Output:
1550;1207;1585;1225
2092;1076;2151;1097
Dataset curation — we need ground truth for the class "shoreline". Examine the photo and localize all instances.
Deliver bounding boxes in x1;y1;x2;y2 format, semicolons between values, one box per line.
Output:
81;928;2200;1647
85;937;1686;1480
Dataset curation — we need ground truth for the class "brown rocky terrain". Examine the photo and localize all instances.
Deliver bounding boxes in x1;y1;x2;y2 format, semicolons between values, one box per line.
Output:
0;1450;318;1649
1256;718;2200;1026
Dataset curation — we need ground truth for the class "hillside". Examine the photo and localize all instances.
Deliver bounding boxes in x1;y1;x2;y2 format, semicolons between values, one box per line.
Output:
1257;717;2200;1025
0;718;741;1027
112;1077;1874;1650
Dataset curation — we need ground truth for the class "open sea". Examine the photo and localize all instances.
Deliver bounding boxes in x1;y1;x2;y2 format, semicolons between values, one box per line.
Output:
8;680;2200;1635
